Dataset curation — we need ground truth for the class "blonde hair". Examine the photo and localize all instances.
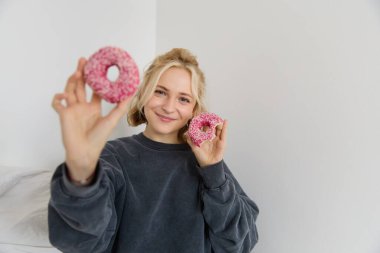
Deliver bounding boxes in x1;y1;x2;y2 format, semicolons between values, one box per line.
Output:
127;48;207;139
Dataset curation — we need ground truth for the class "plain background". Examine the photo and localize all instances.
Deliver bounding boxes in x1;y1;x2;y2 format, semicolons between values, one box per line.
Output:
0;0;154;167
1;0;379;252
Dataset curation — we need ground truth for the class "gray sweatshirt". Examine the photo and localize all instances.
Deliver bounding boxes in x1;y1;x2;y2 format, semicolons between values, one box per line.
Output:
48;133;259;253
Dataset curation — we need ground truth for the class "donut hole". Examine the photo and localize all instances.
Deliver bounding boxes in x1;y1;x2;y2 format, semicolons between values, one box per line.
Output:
106;65;120;82
201;122;211;132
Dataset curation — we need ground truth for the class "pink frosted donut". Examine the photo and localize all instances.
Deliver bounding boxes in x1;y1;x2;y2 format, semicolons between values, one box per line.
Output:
188;112;224;147
84;46;139;103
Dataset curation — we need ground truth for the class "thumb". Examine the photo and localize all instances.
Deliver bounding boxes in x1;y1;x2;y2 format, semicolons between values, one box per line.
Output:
183;131;190;144
184;132;199;150
183;132;192;146
105;97;130;127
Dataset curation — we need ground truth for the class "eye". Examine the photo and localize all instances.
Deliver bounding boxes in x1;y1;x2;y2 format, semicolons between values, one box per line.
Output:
178;97;191;104
154;89;166;96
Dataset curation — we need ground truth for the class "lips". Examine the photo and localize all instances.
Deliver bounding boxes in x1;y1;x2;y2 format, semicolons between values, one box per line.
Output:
155;113;176;122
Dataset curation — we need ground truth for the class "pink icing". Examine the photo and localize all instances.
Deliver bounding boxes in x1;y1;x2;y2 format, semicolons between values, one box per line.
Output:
84;46;139;103
188;112;223;147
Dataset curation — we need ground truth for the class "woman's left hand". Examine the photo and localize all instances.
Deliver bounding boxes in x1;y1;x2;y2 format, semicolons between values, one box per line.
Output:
185;120;228;168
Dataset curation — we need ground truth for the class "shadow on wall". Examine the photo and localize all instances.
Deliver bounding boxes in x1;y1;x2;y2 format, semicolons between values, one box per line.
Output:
369;0;380;21
0;1;7;14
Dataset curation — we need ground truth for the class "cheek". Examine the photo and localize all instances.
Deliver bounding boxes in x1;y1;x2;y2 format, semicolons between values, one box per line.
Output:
145;97;162;109
178;105;195;119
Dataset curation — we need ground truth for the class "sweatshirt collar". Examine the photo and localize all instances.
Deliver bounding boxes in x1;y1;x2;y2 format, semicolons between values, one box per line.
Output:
135;132;191;151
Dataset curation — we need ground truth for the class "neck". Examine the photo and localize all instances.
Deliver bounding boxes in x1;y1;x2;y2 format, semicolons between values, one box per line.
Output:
143;128;183;144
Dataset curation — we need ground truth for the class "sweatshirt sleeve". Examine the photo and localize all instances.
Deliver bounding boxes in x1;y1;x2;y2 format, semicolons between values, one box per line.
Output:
48;143;126;253
197;160;259;253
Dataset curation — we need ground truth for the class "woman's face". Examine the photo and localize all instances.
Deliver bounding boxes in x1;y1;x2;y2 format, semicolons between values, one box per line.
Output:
143;67;196;143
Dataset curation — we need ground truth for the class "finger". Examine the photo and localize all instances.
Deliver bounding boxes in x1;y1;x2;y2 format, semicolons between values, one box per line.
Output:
105;97;131;127
75;58;87;103
183;132;190;144
116;97;131;114
215;124;222;138
51;93;67;113
64;72;77;93
183;132;189;143
90;91;102;105
64;58;85;104
184;132;198;150
77;57;87;72
64;71;79;105
220;119;228;142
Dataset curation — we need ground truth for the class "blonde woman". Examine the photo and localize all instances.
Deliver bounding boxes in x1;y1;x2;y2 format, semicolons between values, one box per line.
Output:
49;48;259;253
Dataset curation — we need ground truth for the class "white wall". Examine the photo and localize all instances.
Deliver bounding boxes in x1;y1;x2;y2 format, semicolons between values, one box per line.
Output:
157;0;380;252
0;0;156;169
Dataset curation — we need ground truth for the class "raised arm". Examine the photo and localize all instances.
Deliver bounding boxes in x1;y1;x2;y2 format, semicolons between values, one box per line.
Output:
49;58;130;252
51;57;130;185
186;120;259;252
48;144;126;253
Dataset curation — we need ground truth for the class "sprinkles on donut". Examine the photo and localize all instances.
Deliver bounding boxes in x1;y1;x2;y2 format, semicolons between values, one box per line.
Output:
84;46;140;103
188;112;224;147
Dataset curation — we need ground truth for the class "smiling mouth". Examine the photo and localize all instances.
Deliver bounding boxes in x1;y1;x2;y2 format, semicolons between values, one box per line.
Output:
156;113;176;122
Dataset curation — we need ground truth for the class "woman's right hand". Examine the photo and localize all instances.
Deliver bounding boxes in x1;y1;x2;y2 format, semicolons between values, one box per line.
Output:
52;58;131;184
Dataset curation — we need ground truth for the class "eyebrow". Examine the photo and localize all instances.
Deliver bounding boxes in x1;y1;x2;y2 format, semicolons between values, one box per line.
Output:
156;85;193;98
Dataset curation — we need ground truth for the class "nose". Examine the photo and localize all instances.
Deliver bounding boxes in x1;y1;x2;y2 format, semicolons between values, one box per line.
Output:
162;97;176;113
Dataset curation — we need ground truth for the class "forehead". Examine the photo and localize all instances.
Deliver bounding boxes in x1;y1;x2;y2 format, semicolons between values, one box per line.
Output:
157;67;192;94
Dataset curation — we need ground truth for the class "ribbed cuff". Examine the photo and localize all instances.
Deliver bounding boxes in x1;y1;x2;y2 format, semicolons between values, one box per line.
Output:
61;162;103;198
197;160;226;189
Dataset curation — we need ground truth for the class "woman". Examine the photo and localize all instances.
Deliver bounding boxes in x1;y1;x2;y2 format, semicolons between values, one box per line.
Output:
49;48;259;253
